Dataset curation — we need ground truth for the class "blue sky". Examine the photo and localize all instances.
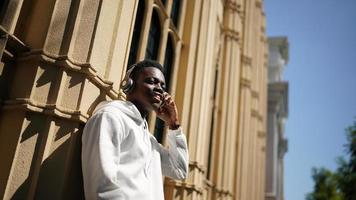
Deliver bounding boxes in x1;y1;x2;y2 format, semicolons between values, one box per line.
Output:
265;0;356;199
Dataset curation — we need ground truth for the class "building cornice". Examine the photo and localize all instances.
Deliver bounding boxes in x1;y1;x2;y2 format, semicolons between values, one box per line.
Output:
251;90;259;99
240;78;251;89
258;131;266;138
16;50;119;99
241;54;252;66
268;37;289;63
2;98;88;122
224;0;242;15
223;28;240;42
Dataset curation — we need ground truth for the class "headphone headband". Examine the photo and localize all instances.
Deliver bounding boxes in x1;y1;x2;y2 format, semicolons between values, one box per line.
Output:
126;64;136;78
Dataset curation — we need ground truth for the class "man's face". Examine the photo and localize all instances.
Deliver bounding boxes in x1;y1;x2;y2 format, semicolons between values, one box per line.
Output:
127;67;166;114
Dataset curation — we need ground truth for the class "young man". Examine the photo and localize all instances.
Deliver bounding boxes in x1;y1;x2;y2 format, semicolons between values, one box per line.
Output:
81;60;189;200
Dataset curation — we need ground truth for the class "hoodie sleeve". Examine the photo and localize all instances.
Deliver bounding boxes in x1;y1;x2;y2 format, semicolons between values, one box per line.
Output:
160;128;189;180
82;111;126;200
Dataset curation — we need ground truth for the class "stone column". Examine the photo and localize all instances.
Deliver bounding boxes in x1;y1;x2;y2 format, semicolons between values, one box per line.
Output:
234;0;254;199
0;0;138;198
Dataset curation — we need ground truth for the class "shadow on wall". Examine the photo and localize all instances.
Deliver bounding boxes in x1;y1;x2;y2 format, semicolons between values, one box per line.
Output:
12;122;85;199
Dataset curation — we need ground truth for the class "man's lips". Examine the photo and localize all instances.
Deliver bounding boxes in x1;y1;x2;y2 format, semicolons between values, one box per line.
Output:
152;92;163;103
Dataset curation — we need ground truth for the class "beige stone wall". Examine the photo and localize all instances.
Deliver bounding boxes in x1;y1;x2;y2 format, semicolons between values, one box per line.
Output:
0;0;268;199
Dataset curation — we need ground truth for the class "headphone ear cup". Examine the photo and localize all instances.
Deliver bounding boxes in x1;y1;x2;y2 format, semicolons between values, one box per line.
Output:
121;64;137;94
121;77;134;94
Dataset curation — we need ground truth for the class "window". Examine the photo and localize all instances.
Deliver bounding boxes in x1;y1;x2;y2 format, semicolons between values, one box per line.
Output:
170;0;181;28
0;0;8;16
127;0;145;67
161;0;167;6
163;35;174;89
154;118;165;143
145;11;161;60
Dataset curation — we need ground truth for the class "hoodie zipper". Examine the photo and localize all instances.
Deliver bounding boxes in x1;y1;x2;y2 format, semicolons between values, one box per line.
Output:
143;121;153;178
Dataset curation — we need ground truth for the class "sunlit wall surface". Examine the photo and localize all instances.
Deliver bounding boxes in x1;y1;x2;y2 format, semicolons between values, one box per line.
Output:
0;0;268;199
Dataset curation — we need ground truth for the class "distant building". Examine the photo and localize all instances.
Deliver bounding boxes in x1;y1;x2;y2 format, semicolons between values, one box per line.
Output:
265;37;289;200
0;0;269;199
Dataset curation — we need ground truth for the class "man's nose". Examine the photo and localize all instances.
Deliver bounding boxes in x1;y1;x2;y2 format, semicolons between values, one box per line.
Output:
154;84;164;93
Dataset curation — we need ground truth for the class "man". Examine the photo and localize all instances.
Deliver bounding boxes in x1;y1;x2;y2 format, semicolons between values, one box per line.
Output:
81;60;189;200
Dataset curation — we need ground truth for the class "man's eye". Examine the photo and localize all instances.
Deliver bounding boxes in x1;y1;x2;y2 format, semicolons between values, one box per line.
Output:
146;78;155;84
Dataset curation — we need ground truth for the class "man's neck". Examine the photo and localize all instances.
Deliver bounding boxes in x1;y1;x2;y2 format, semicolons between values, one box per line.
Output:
127;99;148;118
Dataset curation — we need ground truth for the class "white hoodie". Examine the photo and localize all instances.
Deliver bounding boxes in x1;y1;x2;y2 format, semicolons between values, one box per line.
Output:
81;100;189;200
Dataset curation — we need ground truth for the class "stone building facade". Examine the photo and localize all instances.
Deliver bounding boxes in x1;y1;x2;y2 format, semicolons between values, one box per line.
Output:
0;0;268;199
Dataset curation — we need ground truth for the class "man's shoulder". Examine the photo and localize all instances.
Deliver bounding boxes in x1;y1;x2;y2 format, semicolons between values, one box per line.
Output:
89;100;126;119
90;100;143;126
94;100;126;112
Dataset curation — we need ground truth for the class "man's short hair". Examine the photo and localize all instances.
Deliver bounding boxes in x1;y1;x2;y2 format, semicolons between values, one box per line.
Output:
129;59;165;82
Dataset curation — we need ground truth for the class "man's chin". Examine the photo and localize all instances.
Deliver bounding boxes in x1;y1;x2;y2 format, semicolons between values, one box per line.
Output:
151;102;161;111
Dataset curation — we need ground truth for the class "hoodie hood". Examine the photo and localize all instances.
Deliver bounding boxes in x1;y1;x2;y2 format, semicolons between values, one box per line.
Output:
93;100;144;125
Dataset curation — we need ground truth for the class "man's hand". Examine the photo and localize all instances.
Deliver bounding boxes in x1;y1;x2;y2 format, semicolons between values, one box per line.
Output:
156;92;180;130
